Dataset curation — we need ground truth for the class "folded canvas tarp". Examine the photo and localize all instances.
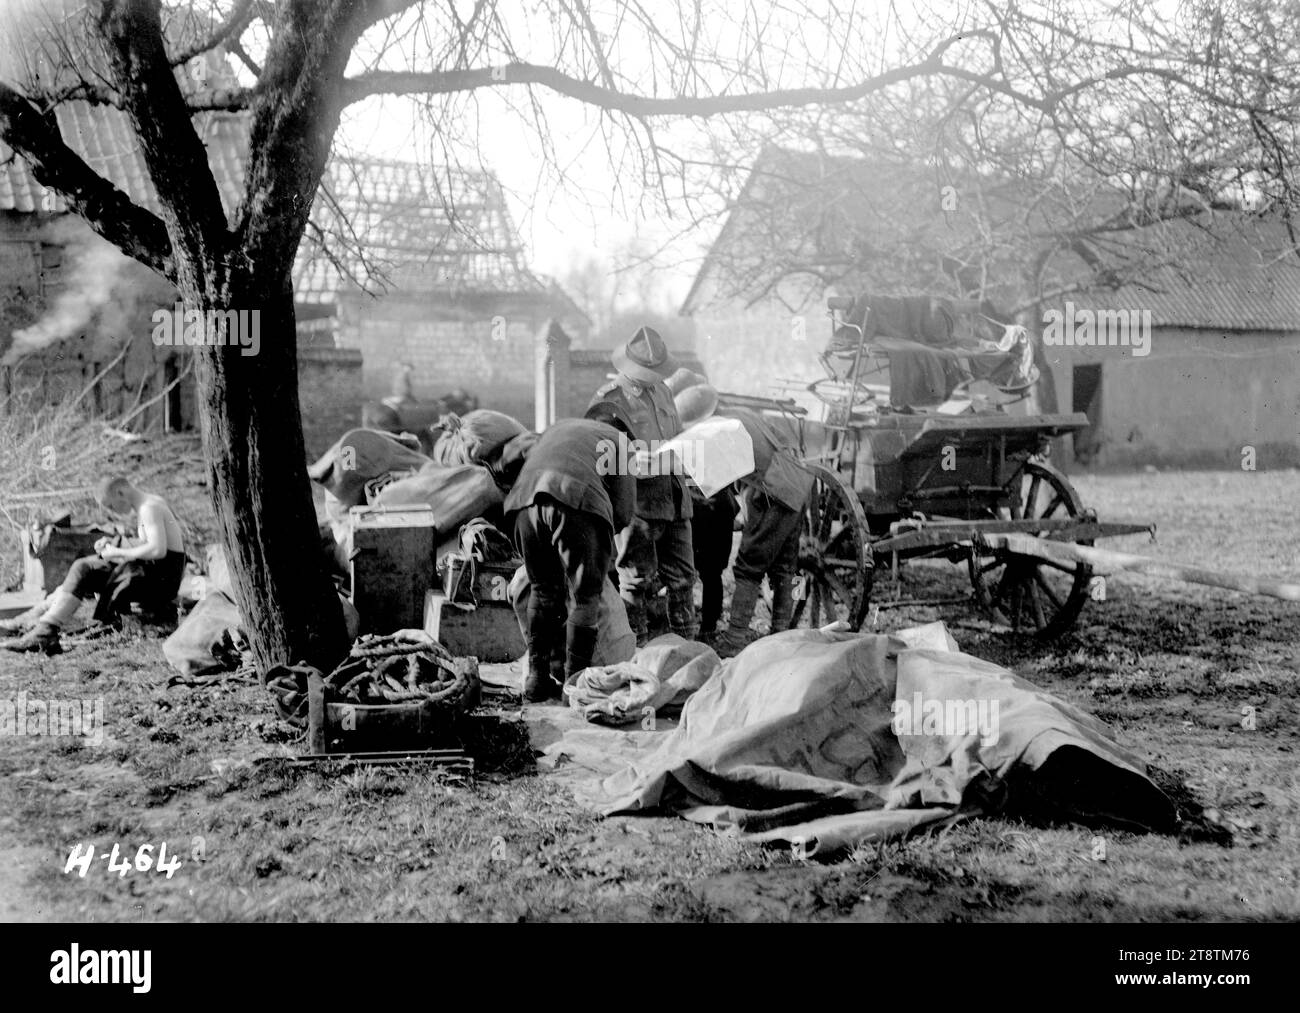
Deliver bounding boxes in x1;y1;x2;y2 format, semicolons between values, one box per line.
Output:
548;624;1175;853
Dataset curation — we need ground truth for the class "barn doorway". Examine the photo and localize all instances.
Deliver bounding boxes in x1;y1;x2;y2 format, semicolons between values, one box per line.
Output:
1071;364;1103;465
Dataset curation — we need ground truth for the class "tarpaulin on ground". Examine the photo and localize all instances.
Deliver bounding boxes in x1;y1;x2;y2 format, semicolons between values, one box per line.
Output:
542;624;1175;853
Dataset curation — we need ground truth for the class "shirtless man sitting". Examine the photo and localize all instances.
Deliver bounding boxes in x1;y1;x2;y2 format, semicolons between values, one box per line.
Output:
2;476;186;656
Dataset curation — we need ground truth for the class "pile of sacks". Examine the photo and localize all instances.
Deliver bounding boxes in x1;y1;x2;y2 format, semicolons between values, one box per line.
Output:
162;410;533;681
308;409;531;566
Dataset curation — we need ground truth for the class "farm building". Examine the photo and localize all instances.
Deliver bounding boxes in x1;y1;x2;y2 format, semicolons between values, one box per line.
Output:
0;38;245;433
681;146;1300;468
291;157;590;440
0;5;592;454
0;117;587;456
1040;221;1300;469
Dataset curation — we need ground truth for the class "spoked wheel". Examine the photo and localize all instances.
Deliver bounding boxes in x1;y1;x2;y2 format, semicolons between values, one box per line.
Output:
968;459;1093;638
790;465;874;631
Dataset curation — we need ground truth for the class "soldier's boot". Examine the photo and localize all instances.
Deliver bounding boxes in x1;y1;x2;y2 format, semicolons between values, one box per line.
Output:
770;574;797;634
714;579;762;659
624;599;650;648
698;598;722;645
667;588;699;642
646;588;671;640
565;623;600;683
1;620;63;656
522;649;551;703
0;597;53;635
523;606;561;703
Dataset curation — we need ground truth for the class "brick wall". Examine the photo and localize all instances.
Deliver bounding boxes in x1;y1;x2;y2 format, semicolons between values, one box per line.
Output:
561;347;707;420
336;291;587;427
298;346;364;459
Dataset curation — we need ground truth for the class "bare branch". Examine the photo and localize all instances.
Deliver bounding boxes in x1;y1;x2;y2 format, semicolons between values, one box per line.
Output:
167;0;257;67
99;0;231;272
0;80;174;279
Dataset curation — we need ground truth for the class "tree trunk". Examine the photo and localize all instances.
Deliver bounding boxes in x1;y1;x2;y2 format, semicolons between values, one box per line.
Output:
186;270;348;674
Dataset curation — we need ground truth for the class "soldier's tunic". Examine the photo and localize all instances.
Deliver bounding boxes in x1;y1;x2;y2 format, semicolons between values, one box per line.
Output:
717;405;815;588
588;375;697;639
503;418;634;635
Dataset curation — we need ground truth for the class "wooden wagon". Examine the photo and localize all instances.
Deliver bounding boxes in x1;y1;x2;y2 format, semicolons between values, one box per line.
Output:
718;293;1159;638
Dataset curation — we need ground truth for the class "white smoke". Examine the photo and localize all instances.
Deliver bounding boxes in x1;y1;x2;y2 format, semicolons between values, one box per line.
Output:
4;221;134;364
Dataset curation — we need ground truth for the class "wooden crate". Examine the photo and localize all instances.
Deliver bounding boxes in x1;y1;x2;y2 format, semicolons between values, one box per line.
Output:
465;559;519;604
29;527;111;593
424;591;525;663
349;507;439;633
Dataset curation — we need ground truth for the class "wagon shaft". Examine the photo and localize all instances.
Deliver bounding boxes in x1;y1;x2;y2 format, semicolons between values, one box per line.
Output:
871;517;1155;556
986;533;1300;602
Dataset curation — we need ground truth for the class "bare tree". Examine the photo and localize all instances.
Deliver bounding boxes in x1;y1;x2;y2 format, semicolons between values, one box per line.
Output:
3;0;1291;671
670;1;1300;318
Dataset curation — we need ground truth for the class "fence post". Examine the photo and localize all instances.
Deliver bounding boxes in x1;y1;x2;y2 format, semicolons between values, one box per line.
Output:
534;318;571;431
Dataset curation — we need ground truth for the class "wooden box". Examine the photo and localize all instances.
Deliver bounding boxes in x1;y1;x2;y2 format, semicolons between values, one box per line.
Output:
349;507;439;633
465;560;519;604
424;591;525;663
29;526;112;593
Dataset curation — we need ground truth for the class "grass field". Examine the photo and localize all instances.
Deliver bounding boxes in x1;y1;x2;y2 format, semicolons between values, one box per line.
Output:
1;464;1296;921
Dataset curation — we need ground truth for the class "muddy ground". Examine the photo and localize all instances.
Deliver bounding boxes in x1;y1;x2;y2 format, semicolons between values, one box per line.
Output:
0;464;1296;921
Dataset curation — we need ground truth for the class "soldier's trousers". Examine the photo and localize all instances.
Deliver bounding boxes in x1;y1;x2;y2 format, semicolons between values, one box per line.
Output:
734;490;802;587
690;488;739;634
513;497;611;634
615;516;696;639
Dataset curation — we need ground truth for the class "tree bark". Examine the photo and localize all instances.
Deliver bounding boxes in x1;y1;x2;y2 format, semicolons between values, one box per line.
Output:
186;273;349;674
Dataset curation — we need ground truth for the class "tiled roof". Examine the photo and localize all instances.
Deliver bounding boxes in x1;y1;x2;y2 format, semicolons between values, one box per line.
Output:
686;146;1300;332
293;157;550;303
0;1;249;220
0;102;249;221
1076;220;1300;332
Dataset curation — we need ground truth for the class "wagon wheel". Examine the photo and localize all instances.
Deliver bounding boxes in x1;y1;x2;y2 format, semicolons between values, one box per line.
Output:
967;460;1094;638
790;465;874;631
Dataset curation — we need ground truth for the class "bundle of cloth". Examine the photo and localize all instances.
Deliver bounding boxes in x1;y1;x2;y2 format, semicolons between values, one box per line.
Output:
562;636;719;725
